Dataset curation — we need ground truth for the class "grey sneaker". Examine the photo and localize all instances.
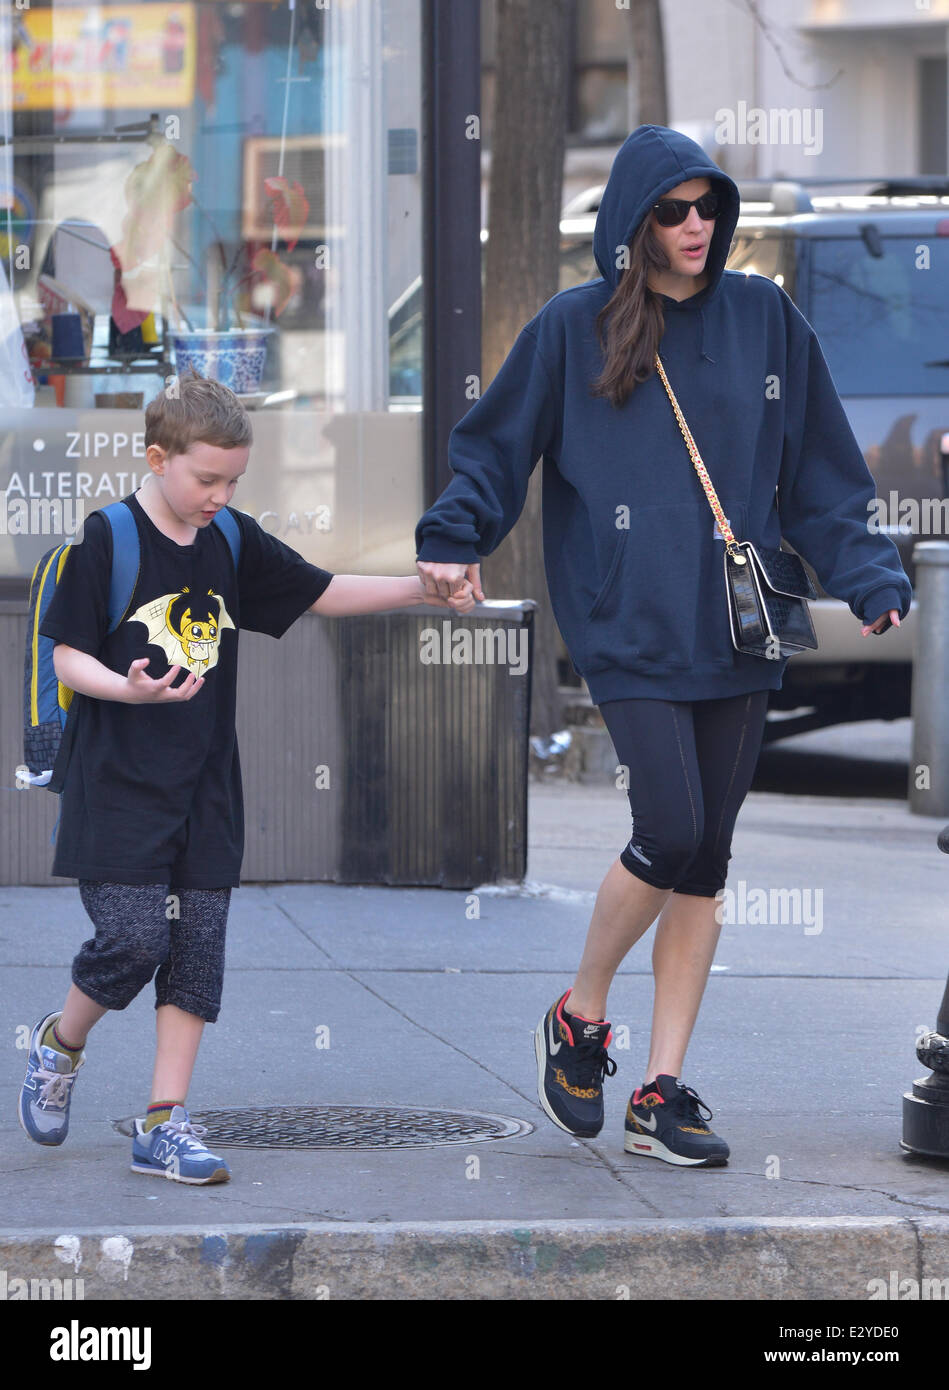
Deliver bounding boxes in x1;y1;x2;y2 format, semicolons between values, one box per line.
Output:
18;1012;85;1146
131;1106;230;1184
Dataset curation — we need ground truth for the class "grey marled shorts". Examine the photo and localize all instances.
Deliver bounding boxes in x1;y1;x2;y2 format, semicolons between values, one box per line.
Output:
72;880;231;1023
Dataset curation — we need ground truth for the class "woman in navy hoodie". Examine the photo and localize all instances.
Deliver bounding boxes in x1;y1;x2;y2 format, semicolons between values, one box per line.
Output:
415;125;911;1167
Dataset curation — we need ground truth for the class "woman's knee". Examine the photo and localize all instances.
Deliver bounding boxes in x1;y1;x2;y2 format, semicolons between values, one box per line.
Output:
619;818;703;888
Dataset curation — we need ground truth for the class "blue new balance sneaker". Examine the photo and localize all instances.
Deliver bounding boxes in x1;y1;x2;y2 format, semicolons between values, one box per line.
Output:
18;1012;85;1146
131;1106;230;1184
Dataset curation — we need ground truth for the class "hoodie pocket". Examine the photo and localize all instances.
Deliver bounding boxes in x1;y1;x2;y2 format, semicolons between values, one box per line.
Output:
582;500;746;673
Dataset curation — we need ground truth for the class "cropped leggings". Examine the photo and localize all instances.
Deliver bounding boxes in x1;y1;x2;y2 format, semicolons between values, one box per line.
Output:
599;691;770;898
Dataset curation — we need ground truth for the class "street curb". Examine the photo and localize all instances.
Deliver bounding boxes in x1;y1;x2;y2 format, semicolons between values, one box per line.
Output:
2;1217;947;1300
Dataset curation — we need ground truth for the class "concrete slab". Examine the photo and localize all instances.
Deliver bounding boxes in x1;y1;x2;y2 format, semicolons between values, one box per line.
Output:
2;760;948;1302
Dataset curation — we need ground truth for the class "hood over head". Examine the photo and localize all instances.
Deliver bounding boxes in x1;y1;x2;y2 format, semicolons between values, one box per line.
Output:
592;125;741;359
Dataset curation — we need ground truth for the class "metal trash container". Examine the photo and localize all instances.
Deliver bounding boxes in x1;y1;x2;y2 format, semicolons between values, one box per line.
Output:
236;599;537;887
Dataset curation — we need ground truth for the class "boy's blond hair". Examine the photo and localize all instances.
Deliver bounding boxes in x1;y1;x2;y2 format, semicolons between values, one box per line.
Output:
145;368;253;459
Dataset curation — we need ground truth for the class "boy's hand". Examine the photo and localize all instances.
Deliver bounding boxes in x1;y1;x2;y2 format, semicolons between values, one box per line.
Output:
445;583;477;614
413;571;478;614
125;657;205;703
417;561;485;604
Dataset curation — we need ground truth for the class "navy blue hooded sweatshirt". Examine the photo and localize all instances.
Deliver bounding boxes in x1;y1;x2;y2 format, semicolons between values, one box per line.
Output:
415;124;912;704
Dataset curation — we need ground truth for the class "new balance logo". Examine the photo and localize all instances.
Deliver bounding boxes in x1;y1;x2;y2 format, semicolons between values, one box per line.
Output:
150;1139;181;1175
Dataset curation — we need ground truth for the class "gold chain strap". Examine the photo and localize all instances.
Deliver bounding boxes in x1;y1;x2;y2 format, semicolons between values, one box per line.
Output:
654;353;745;564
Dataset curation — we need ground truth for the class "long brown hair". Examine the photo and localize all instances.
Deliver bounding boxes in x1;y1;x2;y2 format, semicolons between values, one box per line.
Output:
590;213;670;409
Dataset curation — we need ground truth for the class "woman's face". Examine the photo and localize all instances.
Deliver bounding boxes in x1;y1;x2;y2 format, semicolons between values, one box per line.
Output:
649;176;715;280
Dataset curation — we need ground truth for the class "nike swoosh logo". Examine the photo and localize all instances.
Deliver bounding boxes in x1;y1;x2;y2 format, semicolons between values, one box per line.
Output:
547;1011;562;1056
633;1111;658;1131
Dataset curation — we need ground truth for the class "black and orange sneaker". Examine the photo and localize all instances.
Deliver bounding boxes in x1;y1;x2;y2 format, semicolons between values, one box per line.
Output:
624;1074;729;1166
534;990;617;1138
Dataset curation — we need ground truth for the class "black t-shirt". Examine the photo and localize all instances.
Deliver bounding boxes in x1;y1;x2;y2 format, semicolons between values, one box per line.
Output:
39;493;334;887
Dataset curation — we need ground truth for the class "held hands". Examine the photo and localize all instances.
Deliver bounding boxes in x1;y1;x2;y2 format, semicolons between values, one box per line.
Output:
124;657;205;703
416;561;485;616
414;580;902;630
861;609;901;638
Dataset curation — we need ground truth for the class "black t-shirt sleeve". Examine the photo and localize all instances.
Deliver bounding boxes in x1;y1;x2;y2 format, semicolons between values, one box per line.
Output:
38;510;112;657
234;509;335;638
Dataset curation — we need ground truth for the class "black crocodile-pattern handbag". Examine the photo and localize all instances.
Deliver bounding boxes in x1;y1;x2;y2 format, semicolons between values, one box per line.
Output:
655;354;819;660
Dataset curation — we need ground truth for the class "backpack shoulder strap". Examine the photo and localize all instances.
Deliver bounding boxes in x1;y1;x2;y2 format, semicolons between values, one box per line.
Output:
212;506;242;571
101;501;140;633
99;502;239;633
27;540;72;734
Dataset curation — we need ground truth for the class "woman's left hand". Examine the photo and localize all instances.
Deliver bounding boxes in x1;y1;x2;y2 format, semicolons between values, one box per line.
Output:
861;609;900;637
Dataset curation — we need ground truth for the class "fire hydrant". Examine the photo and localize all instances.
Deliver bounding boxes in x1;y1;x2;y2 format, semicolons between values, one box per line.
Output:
901;824;949;1157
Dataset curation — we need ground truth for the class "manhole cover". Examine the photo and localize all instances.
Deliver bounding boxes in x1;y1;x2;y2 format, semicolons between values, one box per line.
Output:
111;1105;533;1150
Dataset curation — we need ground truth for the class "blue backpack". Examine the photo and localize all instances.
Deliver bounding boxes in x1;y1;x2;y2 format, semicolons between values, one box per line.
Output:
23;500;241;793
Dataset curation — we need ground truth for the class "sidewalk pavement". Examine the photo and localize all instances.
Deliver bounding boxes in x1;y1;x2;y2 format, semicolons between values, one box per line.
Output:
2;726;949;1299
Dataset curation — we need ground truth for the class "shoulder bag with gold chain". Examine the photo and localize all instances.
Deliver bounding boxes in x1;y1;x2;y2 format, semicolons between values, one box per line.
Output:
654;353;818;659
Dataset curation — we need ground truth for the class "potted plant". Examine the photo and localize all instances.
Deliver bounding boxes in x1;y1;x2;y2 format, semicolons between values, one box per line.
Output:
112;137;310;393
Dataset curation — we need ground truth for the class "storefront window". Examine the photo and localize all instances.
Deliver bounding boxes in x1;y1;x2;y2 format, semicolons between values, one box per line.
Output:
0;0;423;579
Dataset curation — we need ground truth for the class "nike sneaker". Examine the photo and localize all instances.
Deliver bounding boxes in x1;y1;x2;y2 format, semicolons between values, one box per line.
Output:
624;1073;729;1166
534;990;617;1137
18;1012;85;1146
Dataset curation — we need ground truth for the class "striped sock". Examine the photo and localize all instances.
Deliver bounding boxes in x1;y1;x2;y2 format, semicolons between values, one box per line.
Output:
144;1100;184;1133
42;1021;84;1065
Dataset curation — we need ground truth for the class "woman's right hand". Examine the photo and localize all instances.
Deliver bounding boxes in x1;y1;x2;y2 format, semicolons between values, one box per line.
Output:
416;561;485;604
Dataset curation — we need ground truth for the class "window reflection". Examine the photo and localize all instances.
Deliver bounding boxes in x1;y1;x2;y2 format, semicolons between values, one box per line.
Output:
1;0;424;579
810;236;949;397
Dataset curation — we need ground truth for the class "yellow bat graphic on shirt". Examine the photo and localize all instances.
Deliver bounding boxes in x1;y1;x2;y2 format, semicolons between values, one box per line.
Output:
126;586;235;674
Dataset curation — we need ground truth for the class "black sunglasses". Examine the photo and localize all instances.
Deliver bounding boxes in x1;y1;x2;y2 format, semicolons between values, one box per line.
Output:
651;191;722;227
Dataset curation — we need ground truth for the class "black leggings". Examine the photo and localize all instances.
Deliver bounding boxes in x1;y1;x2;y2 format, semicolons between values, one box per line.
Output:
599;691;769;898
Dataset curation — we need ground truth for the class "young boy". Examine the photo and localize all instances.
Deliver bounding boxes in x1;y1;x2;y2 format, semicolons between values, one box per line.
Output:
18;370;474;1183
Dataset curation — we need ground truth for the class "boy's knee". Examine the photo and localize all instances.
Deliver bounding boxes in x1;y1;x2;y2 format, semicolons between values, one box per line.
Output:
154;988;220;1023
71;929;172;1011
71;960;161;1011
